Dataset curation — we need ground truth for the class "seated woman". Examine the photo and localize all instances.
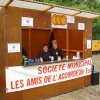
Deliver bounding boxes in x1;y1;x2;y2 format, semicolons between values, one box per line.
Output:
50;40;63;60
40;44;51;62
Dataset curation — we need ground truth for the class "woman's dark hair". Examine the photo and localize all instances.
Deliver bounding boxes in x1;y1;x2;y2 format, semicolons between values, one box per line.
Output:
42;44;48;48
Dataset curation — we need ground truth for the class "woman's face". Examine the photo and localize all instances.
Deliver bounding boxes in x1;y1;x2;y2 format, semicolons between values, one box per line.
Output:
52;43;57;49
43;46;48;52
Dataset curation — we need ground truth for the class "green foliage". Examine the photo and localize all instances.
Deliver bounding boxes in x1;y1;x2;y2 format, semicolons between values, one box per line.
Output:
35;0;100;40
93;18;100;40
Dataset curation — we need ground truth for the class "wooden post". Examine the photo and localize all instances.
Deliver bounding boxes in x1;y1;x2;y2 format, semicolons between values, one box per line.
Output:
29;29;31;59
66;29;69;56
83;31;85;58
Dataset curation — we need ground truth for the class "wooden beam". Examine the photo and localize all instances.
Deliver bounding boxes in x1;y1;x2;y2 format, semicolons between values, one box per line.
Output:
0;0;11;7
66;30;69;56
62;49;68;52
5;0;13;7
62;49;83;53
0;5;3;7
47;11;76;16
29;29;31;59
83;31;85;58
22;27;51;30
69;50;83;53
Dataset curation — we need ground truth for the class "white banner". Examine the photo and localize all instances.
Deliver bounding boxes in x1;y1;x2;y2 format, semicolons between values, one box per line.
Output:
6;58;92;93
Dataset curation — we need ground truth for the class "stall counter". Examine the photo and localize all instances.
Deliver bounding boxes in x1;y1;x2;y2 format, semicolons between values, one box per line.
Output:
6;58;92;93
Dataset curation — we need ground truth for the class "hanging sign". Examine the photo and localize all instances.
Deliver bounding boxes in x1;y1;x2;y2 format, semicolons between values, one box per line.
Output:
51;13;67;29
21;17;33;27
8;43;20;53
67;16;75;23
78;23;85;30
87;40;91;49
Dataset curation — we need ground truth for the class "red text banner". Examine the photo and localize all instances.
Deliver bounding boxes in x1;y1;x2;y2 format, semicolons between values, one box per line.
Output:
6;58;92;93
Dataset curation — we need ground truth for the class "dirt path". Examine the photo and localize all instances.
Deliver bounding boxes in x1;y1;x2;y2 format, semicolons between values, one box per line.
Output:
46;54;100;100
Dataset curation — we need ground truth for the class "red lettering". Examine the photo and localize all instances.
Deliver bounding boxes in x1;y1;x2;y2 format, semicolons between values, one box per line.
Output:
58;74;62;80
68;63;73;69
27;77;42;86
11;81;15;89
68;59;92;69
11;80;24;89
38;64;67;74
62;64;66;70
20;80;24;88
86;68;91;74
48;66;52;73
38;67;42;74
43;66;47;73
27;78;31;86
53;75;56;81
44;75;51;83
15;80;19;89
38;77;42;84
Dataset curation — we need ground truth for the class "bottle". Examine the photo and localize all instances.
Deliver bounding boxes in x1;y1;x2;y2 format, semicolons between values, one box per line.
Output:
51;56;54;62
76;52;80;59
57;56;61;61
24;57;28;66
66;56;68;60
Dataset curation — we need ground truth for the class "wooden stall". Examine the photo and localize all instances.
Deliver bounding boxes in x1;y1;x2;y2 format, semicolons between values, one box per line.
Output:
0;0;100;100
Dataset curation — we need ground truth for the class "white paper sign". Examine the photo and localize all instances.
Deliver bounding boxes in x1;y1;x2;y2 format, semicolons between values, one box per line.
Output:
6;58;92;93
22;17;33;27
78;23;85;30
67;16;75;23
8;43;20;53
87;40;91;49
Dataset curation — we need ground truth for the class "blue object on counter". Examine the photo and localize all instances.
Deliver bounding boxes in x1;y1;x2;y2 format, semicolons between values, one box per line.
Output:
34;58;40;62
28;59;34;63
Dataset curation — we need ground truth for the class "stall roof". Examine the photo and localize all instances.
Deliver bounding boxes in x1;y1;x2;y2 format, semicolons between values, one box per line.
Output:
76;12;100;19
48;7;80;15
9;0;51;11
0;0;10;6
0;0;100;19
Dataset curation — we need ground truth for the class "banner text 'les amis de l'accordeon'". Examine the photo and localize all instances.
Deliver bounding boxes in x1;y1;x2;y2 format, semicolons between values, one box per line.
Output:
6;58;92;93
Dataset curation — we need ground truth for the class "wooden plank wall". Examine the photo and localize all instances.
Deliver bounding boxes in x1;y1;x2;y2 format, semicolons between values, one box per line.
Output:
68;17;92;58
5;7;51;66
0;8;6;100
